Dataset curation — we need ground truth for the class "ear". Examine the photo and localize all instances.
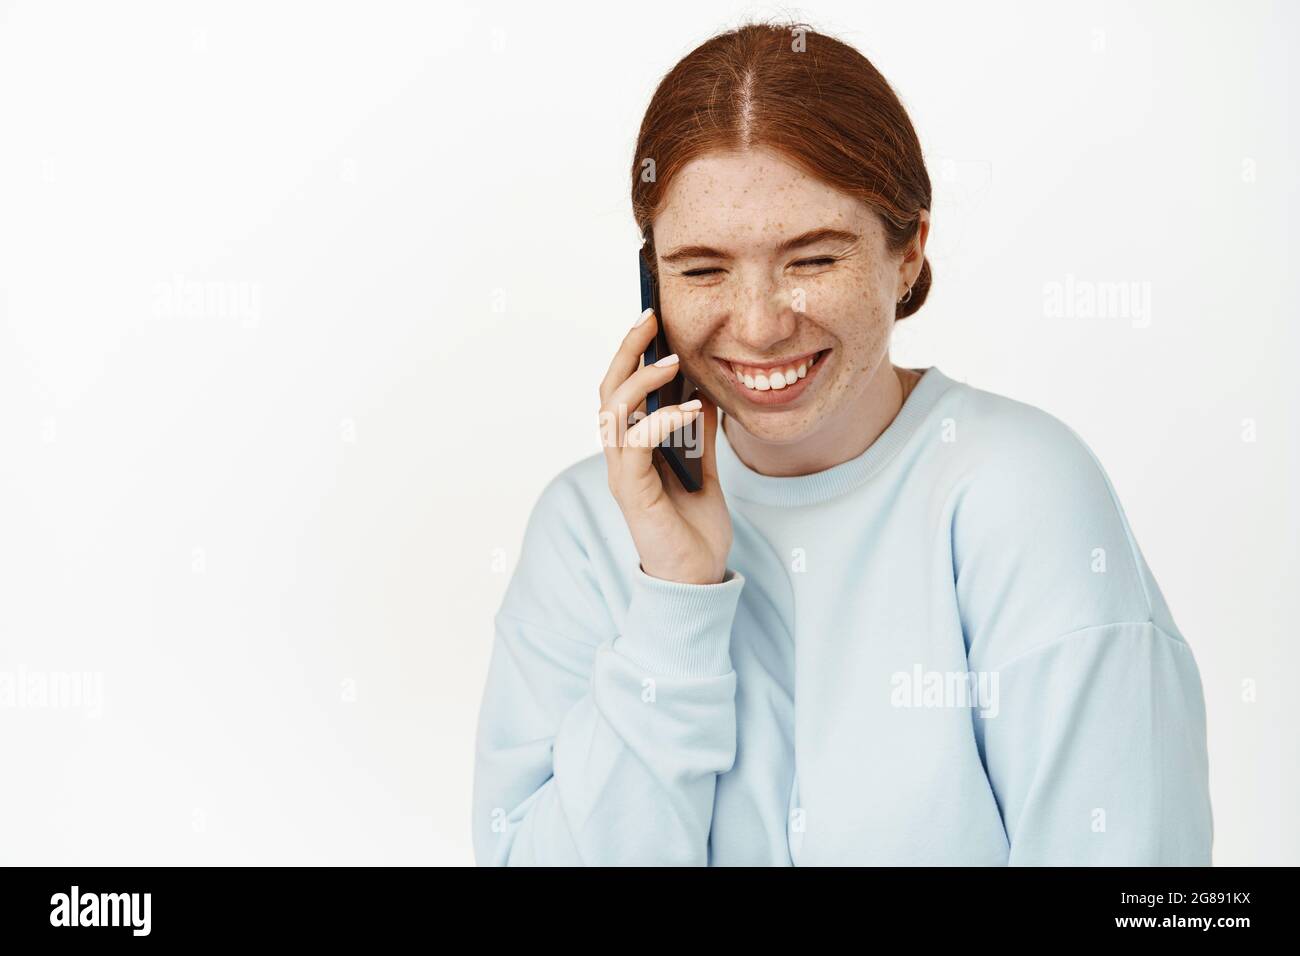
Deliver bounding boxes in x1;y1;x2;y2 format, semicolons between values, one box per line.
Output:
899;209;930;290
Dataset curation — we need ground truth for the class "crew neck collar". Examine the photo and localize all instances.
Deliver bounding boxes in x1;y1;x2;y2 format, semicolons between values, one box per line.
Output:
714;366;955;506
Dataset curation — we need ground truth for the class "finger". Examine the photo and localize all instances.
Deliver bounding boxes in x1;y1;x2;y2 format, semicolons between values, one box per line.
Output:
602;354;682;434
599;308;658;406
597;392;647;472
624;400;703;453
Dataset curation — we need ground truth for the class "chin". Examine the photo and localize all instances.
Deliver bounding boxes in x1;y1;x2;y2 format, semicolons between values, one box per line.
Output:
722;403;822;445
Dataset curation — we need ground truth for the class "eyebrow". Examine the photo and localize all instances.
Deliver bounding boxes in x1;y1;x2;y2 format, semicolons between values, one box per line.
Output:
660;227;859;263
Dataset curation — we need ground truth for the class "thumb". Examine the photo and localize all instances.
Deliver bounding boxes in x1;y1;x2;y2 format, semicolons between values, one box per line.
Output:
698;392;720;483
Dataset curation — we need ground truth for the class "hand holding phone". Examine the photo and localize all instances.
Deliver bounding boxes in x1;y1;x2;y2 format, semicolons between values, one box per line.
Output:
639;246;704;492
593;241;733;586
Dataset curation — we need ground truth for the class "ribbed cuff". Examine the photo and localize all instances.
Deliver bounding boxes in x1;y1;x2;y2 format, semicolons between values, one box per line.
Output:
611;566;746;677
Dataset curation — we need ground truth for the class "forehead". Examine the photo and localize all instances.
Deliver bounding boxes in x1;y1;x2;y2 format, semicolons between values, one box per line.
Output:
655;146;872;248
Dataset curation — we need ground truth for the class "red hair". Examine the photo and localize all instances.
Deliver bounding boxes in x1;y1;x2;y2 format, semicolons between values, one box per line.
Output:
631;21;932;320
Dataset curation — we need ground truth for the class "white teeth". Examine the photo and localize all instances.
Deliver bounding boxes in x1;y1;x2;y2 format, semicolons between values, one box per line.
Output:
728;353;826;390
730;352;823;391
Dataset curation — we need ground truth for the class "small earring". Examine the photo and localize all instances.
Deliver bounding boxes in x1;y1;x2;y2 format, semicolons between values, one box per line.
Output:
897;286;913;305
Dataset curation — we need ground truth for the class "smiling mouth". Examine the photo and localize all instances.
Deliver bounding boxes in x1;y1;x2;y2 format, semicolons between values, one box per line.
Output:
722;349;827;390
713;349;831;405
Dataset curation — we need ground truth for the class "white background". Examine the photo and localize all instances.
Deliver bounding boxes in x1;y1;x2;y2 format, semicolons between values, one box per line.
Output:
0;0;1295;865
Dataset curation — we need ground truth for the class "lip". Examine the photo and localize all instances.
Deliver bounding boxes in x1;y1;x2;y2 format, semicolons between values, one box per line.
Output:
713;349;831;406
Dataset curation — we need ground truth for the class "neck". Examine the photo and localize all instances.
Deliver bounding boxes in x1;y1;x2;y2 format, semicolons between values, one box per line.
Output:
723;361;916;478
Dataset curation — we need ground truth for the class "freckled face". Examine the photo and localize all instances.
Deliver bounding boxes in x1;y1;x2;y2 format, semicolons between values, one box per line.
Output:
652;147;900;445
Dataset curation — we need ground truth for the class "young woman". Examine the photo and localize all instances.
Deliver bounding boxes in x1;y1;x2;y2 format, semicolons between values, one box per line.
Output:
472;22;1213;866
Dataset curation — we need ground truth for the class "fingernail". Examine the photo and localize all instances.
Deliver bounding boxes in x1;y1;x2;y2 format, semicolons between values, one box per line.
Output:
653;352;679;367
680;399;702;411
634;308;653;327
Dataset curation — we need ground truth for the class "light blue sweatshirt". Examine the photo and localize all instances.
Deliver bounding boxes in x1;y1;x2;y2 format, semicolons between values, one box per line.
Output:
472;366;1214;865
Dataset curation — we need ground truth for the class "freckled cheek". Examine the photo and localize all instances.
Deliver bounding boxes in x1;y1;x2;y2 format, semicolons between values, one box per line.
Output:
804;279;893;376
802;273;889;334
658;293;718;367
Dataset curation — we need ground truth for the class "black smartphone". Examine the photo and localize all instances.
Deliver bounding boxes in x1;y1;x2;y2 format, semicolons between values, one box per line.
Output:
638;241;704;492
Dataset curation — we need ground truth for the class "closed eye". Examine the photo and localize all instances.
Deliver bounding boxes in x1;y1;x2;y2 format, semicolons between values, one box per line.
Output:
682;257;838;277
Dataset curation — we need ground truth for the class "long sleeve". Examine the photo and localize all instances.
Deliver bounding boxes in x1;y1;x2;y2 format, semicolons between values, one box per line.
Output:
971;621;1213;864
471;472;746;866
952;397;1214;864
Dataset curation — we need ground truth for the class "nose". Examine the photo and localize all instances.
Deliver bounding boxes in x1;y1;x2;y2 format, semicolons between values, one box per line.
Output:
728;266;798;353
